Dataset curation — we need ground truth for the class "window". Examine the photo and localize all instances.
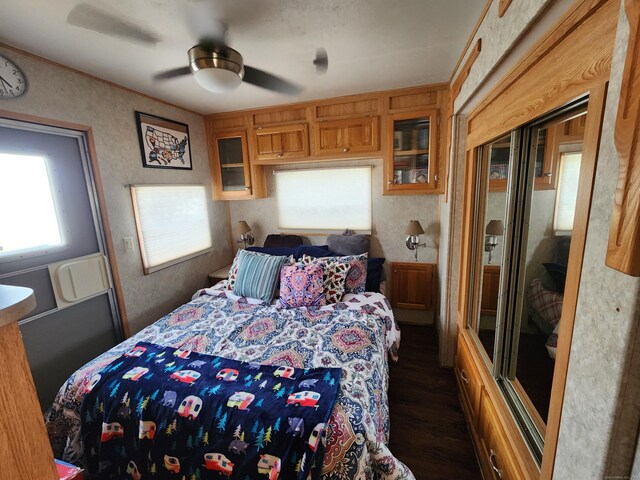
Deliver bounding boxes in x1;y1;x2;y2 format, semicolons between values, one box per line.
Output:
0;153;67;261
275;167;372;231
131;184;212;274
553;151;582;235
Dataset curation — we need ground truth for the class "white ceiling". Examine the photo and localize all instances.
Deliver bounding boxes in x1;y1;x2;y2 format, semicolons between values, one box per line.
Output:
0;1;485;115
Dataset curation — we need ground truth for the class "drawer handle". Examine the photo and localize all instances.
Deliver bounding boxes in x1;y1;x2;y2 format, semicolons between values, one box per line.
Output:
460;369;469;384
489;449;503;478
343;147;350;153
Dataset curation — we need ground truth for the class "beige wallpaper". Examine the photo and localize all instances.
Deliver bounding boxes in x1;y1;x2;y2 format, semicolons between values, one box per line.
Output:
227;157;440;323
0;45;233;334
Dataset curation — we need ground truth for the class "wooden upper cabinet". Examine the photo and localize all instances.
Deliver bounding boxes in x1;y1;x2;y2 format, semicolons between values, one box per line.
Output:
385;109;439;195
253;124;309;162
209;129;255;200
390;262;435;310
314;116;380;156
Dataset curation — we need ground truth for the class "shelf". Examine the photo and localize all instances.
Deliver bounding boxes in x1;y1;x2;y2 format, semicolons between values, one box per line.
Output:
394;149;429;156
221;163;245;168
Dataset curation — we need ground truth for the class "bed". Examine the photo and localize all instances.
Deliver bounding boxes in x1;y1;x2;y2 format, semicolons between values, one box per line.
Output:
45;282;414;479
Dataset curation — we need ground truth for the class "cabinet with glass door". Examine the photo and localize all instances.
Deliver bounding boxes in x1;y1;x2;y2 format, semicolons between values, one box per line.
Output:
384;109;439;194
209;130;258;200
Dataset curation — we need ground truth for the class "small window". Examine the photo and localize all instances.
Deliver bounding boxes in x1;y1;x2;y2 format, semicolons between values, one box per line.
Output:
553;152;582;235
275;167;372;231
0;153;67;261
131;184;212;274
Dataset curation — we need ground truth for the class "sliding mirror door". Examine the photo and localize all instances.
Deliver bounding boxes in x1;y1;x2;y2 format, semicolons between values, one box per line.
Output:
466;98;591;463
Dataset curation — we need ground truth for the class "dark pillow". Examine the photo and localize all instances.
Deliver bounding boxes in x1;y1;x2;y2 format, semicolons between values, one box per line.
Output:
365;258;386;293
543;263;567;293
327;234;370;255
263;234;303;248
247;246;298;257
295;245;333;259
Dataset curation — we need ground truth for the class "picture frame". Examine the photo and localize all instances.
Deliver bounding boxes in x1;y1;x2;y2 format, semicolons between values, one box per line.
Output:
135;111;192;170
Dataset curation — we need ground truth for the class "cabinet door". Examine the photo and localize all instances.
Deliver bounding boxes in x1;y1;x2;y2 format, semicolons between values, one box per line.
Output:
253;124;309;162
456;335;483;422
385;109;439;194
390;262;434;310
315;116;379;156
480;265;501;315
210;130;253;200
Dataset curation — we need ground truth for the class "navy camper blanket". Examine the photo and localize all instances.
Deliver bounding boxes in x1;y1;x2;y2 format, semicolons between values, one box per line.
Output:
80;342;341;479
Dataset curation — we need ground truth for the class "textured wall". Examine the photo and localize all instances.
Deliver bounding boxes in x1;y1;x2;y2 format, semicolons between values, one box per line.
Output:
227;157;440;323
0;45;233;334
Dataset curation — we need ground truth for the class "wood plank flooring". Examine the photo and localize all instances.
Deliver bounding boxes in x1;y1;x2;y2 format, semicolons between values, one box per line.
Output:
388;324;481;479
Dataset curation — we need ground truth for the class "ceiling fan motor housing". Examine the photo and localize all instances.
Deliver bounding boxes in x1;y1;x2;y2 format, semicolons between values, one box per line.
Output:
188;44;244;93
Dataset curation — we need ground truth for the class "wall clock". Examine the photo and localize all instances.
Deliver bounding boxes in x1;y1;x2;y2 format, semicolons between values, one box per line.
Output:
0;55;27;99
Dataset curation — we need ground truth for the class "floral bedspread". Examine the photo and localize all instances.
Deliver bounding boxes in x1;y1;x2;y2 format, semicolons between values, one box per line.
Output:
45;287;415;479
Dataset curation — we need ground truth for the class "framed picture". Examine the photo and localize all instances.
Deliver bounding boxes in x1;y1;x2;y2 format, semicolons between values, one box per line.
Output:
135;111;192;170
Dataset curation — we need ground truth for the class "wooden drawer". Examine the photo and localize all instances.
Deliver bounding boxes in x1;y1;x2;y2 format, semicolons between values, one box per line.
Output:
477;390;522;480
455;334;483;422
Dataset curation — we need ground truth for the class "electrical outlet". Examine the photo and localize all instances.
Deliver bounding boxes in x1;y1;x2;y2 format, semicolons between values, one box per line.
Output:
123;237;134;252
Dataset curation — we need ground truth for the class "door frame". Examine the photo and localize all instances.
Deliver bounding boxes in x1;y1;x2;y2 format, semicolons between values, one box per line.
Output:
0;109;129;338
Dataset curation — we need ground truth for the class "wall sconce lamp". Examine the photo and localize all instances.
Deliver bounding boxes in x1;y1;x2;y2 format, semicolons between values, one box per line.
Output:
485;219;504;264
405;220;427;261
237;220;255;249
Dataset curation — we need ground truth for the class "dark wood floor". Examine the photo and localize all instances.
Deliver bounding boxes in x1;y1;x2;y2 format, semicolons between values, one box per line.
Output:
389;324;481;479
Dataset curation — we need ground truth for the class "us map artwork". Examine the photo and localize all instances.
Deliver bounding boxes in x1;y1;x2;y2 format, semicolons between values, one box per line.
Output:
143;123;191;167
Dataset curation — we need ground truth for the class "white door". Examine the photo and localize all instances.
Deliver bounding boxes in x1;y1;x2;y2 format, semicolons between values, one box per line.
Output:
0;118;122;409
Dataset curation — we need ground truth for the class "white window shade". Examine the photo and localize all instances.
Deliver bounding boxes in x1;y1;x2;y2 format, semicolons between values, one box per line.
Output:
275;167;372;231
131;184;212;274
553;152;582;235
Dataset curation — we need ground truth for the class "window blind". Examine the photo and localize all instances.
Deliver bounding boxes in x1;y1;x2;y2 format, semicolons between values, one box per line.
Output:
274;167;372;231
553;152;582;235
131;184;212;273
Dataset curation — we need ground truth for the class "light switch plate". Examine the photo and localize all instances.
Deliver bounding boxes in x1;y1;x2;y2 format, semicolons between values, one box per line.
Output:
124;237;134;252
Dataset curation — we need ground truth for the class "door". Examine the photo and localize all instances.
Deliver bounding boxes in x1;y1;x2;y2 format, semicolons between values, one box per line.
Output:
0;118;121;410
314;116;379;155
253;124;308;162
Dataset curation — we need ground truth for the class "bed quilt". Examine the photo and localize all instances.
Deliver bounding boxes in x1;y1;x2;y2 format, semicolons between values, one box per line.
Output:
46;288;414;480
81;341;340;479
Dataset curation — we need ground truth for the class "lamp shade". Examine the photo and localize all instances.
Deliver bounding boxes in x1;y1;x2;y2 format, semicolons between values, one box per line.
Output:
193;67;243;93
405;220;425;236
485;219;504;236
237;220;252;235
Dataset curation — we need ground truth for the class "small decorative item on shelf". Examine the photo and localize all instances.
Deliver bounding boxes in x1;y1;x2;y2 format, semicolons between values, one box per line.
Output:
405;220;427;261
484;219;504;264
394;131;403;150
237;220;255;249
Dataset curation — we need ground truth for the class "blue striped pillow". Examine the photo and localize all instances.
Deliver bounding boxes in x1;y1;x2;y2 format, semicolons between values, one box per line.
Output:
233;250;288;302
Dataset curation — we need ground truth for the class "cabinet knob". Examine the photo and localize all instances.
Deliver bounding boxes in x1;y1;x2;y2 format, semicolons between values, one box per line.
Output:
489;450;503;478
387;180;394;185
343;147;350;153
276;153;283;158
544;172;552;177
244;186;250;190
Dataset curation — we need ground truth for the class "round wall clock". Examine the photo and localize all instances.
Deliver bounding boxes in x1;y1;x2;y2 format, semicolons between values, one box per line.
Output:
0;55;27;99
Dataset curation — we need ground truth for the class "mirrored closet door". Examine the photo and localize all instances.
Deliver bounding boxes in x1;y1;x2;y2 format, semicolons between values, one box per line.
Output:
466;98;589;463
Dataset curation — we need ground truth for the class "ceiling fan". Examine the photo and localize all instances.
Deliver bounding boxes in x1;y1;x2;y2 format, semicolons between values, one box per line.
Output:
67;3;328;95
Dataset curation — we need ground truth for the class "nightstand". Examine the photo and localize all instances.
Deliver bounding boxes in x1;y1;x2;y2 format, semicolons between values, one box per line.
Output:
390;262;435;310
208;264;232;286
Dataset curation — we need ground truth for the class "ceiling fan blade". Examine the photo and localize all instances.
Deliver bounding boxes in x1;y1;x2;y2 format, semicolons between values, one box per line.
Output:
67;4;159;45
153;66;192;81
243;66;302;96
314;48;328;74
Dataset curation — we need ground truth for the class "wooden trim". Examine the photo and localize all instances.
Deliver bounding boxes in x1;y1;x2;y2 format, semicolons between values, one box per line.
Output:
448;0;493;84
451;39;482;102
541;84;607;480
498;0;514;18
0;42;200;116
606;0;640;276
466;0;617;148
0;109;131;338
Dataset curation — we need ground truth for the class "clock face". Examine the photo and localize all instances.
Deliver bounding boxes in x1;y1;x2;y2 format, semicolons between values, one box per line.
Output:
0;55;26;99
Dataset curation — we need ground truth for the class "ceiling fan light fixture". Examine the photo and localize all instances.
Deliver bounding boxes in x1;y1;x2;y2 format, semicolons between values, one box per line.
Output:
188;45;244;93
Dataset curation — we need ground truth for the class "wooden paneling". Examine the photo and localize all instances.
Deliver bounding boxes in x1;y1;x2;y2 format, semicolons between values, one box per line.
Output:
607;0;640;276
498;0;513;18
315;98;379;120
389;91;438;112
390;262;434;310
253;124;309;162
208;115;247;131
480;265;501;315
451;39;482;102
466;0;617;149
0;286;58;480
253;107;307;126
314;116;380;155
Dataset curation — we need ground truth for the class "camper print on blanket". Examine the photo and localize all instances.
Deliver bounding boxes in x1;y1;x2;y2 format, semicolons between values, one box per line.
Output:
80;342;341;480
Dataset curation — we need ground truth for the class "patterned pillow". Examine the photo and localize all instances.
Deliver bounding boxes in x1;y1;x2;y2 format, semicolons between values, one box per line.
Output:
227;250;293;291
232;250;289;302
301;255;350;304
528;277;563;327
302;253;369;294
279;263;326;308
